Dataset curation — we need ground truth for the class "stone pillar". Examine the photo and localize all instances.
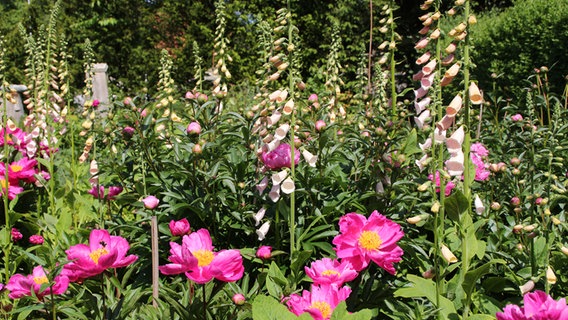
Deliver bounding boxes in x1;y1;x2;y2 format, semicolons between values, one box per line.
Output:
0;85;28;124
92;63;110;114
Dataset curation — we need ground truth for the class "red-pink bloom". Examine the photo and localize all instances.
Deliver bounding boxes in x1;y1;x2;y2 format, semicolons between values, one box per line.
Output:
496;290;568;320
304;258;358;286
286;284;351;320
160;229;244;284
511;196;521;206
232;293;246;305
186;121;202;135
92;100;100;108
11;228;22;242
428;171;455;196
261;143;300;170
315;120;326;132
142;195;160;210
88;185;123;200
470;142;490;181
511;114;524;122
0;126;25;150
122;126;135;139
5;157;38;184
332;211;404;274
62;229;138;282
256;245;272;260
29;235;44;245
308;94;318;102
6;265;69;300
0;176;24;200
169;218;191;236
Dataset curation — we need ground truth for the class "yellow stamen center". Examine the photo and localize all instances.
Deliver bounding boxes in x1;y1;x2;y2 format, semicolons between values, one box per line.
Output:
0;179;7;189
194;249;215;267
11;164;22;172
33;276;48;285
89;248;109;264
358;231;382;251
310;301;332;319
321;269;340;277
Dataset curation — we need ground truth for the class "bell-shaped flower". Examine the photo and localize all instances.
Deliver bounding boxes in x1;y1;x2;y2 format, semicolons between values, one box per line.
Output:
414;110;431;130
422;59;437;76
415;51;431;65
446;150;465;176
415;154;430;172
446;126;465;154
441;244;458;263
269;184;280;202
469;82;483;105
256;221;270;241
305;258;358;287
474;194;485;215
445;95;463;117
271;170;288;185
302;149;317;167
332;211;404;274
414;97;431;114
6;265;69;300
253;207;266;227
280;177;295;194
62;229;138;282
419;138;432;151
267;111;282;127
274;123;290;141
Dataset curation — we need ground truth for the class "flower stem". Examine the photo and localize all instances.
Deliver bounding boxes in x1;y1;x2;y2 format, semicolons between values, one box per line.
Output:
151;215;159;307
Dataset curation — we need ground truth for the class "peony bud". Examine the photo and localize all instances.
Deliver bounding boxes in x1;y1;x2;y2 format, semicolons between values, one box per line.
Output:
256;245;272;260
142;195;160;210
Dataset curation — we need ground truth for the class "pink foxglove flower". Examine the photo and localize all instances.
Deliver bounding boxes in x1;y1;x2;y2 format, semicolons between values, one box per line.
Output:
304;258;358;287
261;143;300;170
62;229;138;282
161;229;244;284
332;211;404;274
470;142;490;181
6;265;69;300
286;284;351;320
496;290;568;320
428;171;455;196
169;218;191;236
88;185;123;200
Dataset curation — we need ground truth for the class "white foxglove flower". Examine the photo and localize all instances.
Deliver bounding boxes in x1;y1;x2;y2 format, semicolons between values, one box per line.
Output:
256;221;270;241
253;207;266;227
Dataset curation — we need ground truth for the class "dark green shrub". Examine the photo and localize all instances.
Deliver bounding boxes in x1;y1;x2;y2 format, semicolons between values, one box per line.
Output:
471;0;568;98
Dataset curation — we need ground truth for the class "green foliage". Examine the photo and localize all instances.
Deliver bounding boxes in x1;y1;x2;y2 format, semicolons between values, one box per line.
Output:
471;0;568;98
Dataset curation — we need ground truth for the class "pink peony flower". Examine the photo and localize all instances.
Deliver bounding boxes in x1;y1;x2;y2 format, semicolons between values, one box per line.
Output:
232;293;246;305
261;143;300;170
122;126;135;139
0;176;24;200
286;284;351;320
304;258;358;286
186;121;202;135
169;218;191;236
142;195;160;210
511;114;523;122
332;211;404;273
315;120;326;132
11;228;22;242
496;290;568;320
29;235;44;245
6;265;69;300
62;229;138;282
160;229;244;284
256;246;272;260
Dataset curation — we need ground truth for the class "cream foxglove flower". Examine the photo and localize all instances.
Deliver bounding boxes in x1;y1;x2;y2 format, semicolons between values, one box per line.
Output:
256;221;270;241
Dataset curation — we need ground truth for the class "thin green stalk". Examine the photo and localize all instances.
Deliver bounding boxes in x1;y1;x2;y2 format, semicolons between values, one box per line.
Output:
389;0;397;118
202;284;207;320
287;0;296;260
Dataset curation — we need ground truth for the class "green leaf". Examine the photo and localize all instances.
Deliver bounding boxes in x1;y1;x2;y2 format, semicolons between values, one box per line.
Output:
463;259;506;298
402;129;422;156
394;275;458;319
331;302;373;320
445;190;470;222
266;261;288;299
252;295;310;320
467;315;497;320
